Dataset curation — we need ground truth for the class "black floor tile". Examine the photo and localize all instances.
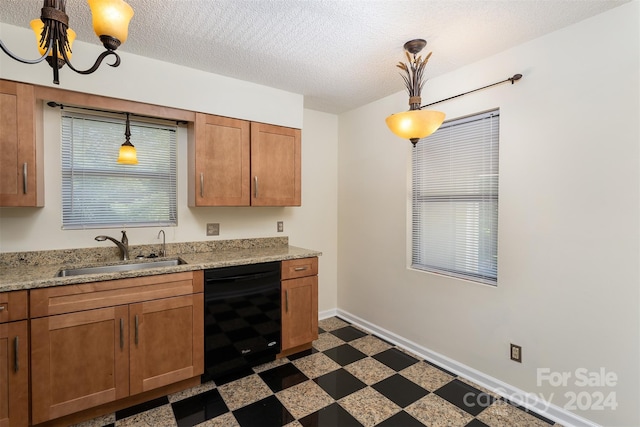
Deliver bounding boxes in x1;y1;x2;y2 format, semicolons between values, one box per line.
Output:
233;395;295;426
314;368;367;400
372;374;429;407
372;348;419;371
322;344;367;366
115;396;169;420
434;379;495;416
318;327;326;334
258;363;308;392
465;419;491;427
171;389;228;427
329;326;368;342
298;402;364;427
376;410;426;427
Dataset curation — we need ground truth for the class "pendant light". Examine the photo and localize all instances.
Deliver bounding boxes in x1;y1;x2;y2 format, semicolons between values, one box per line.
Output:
117;113;138;164
385;39;445;146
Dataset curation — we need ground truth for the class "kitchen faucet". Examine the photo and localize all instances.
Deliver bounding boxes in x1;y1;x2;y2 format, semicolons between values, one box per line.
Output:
157;229;166;257
95;230;130;261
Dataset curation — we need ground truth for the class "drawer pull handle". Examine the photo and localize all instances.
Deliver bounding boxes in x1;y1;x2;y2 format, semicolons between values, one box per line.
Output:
200;173;204;198
14;336;19;372
285;290;289;312
120;319;124;349
254;176;258;198
294;266;308;271
0;305;6;312
135;315;139;345
23;163;28;194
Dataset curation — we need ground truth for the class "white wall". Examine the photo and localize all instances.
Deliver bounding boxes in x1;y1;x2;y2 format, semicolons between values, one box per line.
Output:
0;25;338;312
338;3;639;427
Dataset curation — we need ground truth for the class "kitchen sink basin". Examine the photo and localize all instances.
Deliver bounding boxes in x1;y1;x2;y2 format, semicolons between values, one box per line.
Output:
56;258;188;277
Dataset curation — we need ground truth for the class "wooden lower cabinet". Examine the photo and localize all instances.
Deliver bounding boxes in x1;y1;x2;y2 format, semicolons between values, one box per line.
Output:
130;294;203;395
0;320;29;427
29;272;204;425
30;306;129;425
280;258;319;352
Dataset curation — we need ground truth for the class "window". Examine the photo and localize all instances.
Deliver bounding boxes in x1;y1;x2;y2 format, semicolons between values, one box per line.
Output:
61;110;177;229
411;110;499;285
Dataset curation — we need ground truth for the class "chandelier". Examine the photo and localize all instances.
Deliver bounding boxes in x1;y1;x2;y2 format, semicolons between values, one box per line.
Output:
0;0;134;85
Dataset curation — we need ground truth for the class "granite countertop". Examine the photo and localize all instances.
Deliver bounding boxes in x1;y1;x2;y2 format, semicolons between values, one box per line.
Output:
0;237;321;292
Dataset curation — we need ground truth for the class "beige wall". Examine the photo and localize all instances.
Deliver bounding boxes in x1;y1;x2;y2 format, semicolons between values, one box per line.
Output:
337;3;638;426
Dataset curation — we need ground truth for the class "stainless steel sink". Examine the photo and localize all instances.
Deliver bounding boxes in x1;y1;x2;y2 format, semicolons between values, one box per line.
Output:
56;258;187;277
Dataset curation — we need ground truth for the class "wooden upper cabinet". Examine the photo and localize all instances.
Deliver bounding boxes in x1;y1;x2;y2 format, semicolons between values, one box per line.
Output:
0;80;44;207
189;113;250;206
188;114;301;207
251;122;301;207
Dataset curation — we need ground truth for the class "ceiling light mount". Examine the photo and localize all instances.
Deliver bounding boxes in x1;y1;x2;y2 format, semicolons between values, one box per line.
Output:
403;39;427;55
0;0;134;85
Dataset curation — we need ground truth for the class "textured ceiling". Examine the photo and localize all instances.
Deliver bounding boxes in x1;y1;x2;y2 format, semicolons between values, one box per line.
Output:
0;0;629;113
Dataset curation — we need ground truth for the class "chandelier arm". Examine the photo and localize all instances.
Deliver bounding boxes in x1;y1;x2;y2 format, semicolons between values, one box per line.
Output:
60;48;122;75
0;39;51;64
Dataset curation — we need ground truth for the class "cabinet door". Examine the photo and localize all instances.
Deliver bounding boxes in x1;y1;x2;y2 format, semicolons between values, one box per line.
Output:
0;321;28;427
281;276;318;351
0;80;43;207
30;306;129;425
129;293;204;395
190;113;250;206
250;122;301;206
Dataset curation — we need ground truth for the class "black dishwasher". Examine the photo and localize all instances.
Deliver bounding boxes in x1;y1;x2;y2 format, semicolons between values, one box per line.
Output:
202;261;281;382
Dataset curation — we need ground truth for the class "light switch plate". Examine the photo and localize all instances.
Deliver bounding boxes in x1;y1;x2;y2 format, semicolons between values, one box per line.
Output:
206;223;219;236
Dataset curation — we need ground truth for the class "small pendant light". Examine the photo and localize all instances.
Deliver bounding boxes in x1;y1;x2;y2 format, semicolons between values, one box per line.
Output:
117;113;138;164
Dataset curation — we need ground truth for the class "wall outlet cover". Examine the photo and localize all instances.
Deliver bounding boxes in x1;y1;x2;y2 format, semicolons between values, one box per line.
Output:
510;344;522;363
277;221;284;232
206;223;219;236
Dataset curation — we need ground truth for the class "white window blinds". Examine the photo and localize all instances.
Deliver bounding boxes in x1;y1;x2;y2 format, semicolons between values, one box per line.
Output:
61;110;177;229
412;110;499;285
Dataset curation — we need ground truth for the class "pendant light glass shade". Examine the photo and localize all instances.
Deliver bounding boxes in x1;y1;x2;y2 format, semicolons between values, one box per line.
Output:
117;113;138;164
385;110;445;143
30;19;76;59
118;142;138;164
88;0;134;45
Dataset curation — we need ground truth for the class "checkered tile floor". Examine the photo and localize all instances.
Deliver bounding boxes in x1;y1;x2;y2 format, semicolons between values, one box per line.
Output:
73;317;563;427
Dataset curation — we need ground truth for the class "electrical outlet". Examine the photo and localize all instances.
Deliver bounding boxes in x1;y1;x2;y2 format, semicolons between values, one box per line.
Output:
206;223;219;236
277;221;284;232
510;344;522;363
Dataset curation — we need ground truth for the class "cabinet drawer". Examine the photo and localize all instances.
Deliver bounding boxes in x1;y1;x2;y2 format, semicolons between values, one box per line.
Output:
31;271;204;318
281;257;318;280
0;290;28;323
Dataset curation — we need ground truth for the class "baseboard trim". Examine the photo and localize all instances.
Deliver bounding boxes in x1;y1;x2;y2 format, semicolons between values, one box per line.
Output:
319;308;338;320
334;309;601;427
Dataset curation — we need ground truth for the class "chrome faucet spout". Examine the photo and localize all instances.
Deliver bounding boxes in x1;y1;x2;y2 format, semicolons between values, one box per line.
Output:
95;231;130;260
157;229;166;257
